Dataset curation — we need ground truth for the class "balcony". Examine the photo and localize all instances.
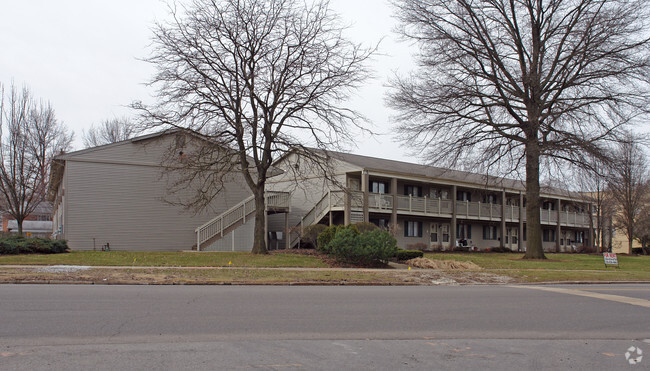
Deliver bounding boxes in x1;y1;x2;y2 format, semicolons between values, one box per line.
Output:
346;191;591;228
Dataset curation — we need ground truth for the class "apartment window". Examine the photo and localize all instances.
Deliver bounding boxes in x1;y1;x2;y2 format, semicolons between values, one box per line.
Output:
482;194;497;204
483;225;498;240
441;224;450;242
457;191;472;202
429;188;449;199
430;223;438;242
371;181;389;194
542;229;556;242
506;198;519;206
508;228;518;244
456;224;472;239
370;218;389;229
404;185;422;197
404;221;423;237
36;215;52;221
542;201;556;210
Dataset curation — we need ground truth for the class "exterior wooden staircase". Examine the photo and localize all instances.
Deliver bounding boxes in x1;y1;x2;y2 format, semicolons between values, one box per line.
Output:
195;192;290;251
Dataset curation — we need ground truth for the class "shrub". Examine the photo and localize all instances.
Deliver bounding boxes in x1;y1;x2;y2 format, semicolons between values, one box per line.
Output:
577;245;596;254
351;221;379;234
301;224;328;249
0;236;69;255
395;249;424;261
327;228;398;265
406;242;428;251
317;225;352;253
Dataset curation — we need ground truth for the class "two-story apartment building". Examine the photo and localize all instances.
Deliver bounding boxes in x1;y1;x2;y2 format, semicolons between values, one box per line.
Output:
49;133;593;252
268;151;594;252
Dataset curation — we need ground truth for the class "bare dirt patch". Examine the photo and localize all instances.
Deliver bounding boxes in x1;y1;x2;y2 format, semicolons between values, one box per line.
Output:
405;257;482;270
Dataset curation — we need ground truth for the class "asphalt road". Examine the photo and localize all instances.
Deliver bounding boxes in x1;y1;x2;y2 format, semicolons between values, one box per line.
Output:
1;284;649;370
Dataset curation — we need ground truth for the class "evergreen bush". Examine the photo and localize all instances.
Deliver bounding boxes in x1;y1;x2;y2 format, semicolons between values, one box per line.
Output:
395;249;424;261
0;236;69;255
327;228;397;265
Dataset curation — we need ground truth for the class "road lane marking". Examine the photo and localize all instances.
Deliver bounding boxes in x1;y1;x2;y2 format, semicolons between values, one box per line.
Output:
575;288;650;291
509;285;650;308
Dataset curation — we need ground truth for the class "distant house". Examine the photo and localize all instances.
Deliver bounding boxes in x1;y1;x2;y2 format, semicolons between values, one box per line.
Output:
1;202;53;237
47;131;289;251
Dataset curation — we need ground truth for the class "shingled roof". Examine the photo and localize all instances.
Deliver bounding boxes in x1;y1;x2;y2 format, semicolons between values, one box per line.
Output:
325;150;578;199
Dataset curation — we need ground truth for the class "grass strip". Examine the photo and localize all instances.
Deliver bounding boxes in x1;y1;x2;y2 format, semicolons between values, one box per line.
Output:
0;251;328;268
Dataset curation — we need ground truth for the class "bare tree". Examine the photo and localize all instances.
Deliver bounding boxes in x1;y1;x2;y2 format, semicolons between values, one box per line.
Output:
389;0;650;259
134;0;373;253
82;117;137;148
0;82;73;235
608;136;649;254
576;159;615;253
635;198;650;254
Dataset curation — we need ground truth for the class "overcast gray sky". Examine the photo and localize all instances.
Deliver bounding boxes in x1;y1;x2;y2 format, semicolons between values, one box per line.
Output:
0;0;415;161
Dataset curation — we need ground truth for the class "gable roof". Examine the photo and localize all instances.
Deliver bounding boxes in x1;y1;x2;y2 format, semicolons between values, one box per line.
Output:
324;150;579;199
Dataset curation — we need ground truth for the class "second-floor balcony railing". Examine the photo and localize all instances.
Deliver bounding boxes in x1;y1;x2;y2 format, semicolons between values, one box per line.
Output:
346;191;591;228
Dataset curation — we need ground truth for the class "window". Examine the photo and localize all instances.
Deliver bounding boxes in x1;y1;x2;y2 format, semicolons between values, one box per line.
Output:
542;229;556;242
36;215;52;221
370;218;389;228
430;223;438;242
441;224;450;242
371;181;388;194
429;189;449;199
542;201;556;210
483;225;498;240
506;198;519;206
404;185;422;197
404;221;423;237
456;224;472;239
457;191;471;202
508;228;518;244
482;194;497;204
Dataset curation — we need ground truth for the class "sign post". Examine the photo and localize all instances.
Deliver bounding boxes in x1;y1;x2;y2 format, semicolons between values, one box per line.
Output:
603;252;619;268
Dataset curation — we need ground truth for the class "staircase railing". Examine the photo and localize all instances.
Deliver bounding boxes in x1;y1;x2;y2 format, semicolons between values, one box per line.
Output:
195;191;290;251
289;190;344;247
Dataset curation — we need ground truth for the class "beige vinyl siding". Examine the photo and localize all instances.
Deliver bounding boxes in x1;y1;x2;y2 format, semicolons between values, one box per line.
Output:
203;217;256;252
62;139;251;251
267;173;347;245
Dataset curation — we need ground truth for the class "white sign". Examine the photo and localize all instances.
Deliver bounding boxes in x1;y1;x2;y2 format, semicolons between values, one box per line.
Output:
603;252;618;266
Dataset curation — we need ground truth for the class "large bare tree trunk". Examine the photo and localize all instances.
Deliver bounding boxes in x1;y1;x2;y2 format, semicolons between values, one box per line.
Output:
524;142;545;259
251;188;268;254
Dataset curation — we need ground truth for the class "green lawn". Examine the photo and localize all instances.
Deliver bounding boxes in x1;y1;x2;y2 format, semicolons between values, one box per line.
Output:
0;251;328;268
424;252;650;282
1;251;649;283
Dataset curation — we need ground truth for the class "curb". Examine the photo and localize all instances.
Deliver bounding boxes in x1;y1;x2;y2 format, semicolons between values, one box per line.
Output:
3;280;424;286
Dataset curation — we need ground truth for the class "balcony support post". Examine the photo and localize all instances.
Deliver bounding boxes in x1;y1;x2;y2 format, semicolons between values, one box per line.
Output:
391;178;398;231
501;190;506;249
589;203;594;250
362;170;369;223
285;212;290;250
518;192;524;252
451;185;457;250
556;199;561;252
